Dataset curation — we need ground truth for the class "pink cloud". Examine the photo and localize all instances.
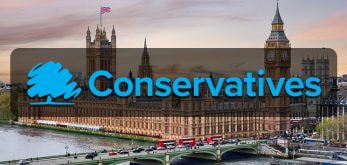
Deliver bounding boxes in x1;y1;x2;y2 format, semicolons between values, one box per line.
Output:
0;0;56;10
293;12;347;41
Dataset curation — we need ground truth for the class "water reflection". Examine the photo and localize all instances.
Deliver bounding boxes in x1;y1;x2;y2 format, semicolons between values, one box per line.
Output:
0;124;153;161
0;124;272;164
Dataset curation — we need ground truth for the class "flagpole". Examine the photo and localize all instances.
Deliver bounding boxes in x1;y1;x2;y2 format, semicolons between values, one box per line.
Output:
100;6;102;28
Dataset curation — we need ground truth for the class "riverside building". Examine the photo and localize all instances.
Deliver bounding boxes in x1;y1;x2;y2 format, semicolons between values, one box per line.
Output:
18;4;293;140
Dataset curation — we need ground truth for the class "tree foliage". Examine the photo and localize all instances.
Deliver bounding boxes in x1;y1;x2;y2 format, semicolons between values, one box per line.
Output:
0;91;15;121
316;116;347;140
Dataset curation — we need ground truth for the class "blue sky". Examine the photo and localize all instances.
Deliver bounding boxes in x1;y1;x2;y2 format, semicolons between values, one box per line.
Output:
0;0;346;81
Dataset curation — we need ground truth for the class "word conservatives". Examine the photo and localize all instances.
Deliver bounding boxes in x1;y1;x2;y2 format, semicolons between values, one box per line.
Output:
89;69;321;98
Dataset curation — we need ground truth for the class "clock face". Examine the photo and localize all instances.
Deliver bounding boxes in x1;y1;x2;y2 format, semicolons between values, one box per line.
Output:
282;51;288;61
267;50;275;61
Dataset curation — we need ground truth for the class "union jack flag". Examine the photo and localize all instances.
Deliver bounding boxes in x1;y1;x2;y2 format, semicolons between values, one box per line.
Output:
101;7;111;14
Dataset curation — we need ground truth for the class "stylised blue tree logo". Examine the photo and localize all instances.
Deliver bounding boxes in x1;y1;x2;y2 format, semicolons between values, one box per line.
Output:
27;61;81;105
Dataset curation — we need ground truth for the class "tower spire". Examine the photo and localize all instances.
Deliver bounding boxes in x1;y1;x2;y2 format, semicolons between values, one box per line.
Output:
139;37;153;78
272;0;283;24
86;26;91;48
95;24;100;41
101;27;106;39
87;26;90;36
266;1;288;43
111;25;116;48
112;25;115;35
142;37;148;57
128;69;133;78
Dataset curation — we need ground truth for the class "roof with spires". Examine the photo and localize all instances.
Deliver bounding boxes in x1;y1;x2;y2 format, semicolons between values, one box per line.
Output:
272;2;283;24
267;2;288;42
86;25;116;48
267;31;288;42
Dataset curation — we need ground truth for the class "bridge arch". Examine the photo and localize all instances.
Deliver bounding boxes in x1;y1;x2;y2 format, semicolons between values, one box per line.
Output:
170;150;217;163
107;156;165;165
220;146;257;157
134;157;165;165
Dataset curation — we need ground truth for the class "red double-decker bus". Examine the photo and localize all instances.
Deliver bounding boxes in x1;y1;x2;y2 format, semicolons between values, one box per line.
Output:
178;137;196;148
157;139;176;150
206;135;223;145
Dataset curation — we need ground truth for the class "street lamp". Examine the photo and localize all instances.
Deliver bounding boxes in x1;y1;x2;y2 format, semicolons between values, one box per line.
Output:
65;145;69;156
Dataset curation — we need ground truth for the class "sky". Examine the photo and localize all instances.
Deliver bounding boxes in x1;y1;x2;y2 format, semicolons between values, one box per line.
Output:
0;0;347;82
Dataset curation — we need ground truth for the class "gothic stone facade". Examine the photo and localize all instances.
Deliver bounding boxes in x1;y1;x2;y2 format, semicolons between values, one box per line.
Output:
18;5;291;140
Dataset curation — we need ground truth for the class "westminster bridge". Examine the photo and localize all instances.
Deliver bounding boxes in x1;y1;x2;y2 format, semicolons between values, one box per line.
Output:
0;142;288;165
68;144;259;165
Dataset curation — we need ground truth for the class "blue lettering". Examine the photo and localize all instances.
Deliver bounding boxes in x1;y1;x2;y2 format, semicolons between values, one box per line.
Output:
285;77;304;97
114;77;133;97
193;77;205;96
155;77;171;97
88;70;112;97
206;77;224;97
172;77;191;97
244;72;256;97
266;77;285;96
135;77;153;96
305;77;321;97
225;77;242;97
258;69;265;96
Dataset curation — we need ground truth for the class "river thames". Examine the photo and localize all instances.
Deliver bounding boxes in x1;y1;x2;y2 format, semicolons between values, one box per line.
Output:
0;124;272;164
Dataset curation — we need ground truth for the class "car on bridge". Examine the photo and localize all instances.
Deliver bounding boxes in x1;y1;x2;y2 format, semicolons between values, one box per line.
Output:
149;146;157;150
85;153;97;159
108;151;117;156
167;145;175;150
18;160;30;165
119;150;130;155
145;148;153;152
221;140;228;145
132;148;142;153
197;141;204;146
227;139;238;144
185;144;192;149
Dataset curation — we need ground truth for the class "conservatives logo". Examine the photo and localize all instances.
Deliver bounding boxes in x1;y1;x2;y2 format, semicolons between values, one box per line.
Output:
27;61;81;105
27;61;321;106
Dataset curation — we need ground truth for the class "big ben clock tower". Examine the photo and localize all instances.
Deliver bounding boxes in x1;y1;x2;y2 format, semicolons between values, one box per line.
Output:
264;2;291;135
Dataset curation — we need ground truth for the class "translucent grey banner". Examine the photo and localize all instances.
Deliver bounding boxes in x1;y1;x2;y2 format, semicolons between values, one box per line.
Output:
10;48;337;118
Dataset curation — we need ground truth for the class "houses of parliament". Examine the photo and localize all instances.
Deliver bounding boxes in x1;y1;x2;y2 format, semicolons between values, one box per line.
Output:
18;4;292;140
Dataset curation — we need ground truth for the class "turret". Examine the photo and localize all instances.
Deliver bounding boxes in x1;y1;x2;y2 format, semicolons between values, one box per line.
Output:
101;27;107;39
128;69;133;78
95;25;101;48
86;26;91;48
138;38;153;78
111;25;116;48
86;25;117;89
142;38;149;65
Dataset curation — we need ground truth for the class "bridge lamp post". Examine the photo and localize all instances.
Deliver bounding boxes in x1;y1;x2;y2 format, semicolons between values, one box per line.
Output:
65;145;69;156
165;153;170;165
